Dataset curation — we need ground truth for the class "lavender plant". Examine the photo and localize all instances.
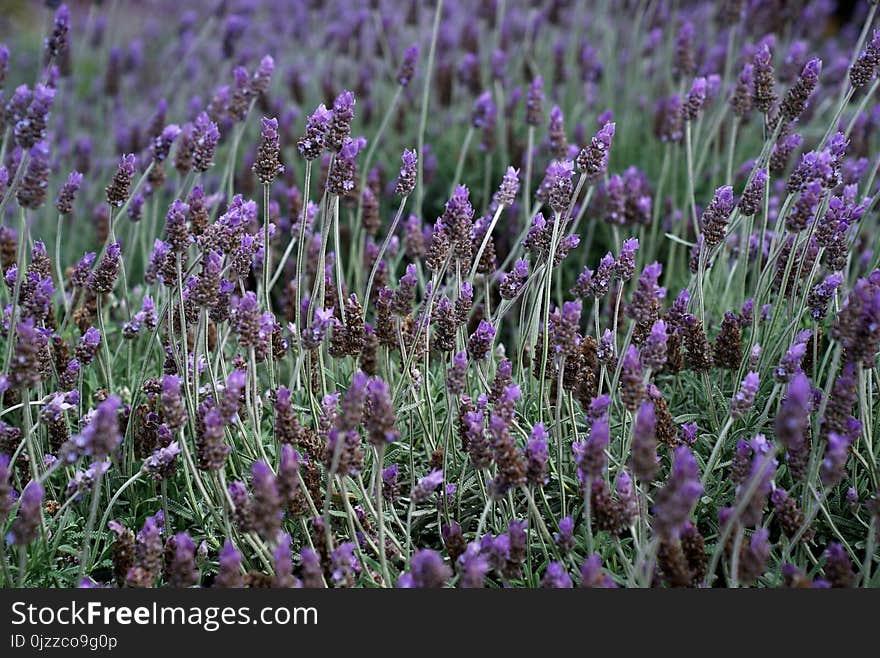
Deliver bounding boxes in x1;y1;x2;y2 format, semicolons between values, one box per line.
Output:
0;0;878;589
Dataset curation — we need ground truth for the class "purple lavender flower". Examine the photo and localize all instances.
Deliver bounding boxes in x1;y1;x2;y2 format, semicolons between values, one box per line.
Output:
412;469;444;504
397;44;419;86
738;169;767;216
395;148;418;197
680;421;698;447
774;372;813;479
574;416;609;484
673;21;695;79
365;377;399;445
547;105;568;160
700;185;735;248
548;300;581;356
654;95;683;143
731;62;754;118
587;395;611;423
625;261;664;325
74;396;122;459
493;166;520;208
774;336;808;383
730;372;760;419
8;319;48;389
398;549;451;588
770;133;803;174
500;259;529;300
165;199;192;253
166;533;199;587
589;253;616;299
682;76;707;121
577;121;615;183
326;136;365;195
653;447;702;539
145;442;180;481
580;553;617;588
458;543;489;588
382;464;399;502
300;306;333;351
0;454;11;524
641;320;668;371
192;112;220;172
7;480;43;545
44;4;70;59
823;542;856;587
230;291;260;347
105;153;136;207
553;516;575;553
786;179;824;232
253;116;283;184
51;170;83;217
327;90;356;152
250;54;274;95
16;84;55;149
525;76;543;126
88;241;121;294
738;528;770;585
545;159;574;213
808;273;843;320
151;124;181;163
272;533;297;588
631;401;657;482
525;424;549;487
820;431;853;487
831;274;880;366
298;104;331;161
472;91;496;129
781;57;821;121
541;562;573;588
300;547;324;588
215;540;244;588
614;237;639;282
251;460;281;541
752;43;777;114
16;141;51;209
620;345;644;411
160;374;187;430
330;542;360;587
467;320;495;361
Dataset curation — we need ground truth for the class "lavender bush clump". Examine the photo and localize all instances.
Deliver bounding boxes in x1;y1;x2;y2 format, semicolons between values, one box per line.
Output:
0;0;878;590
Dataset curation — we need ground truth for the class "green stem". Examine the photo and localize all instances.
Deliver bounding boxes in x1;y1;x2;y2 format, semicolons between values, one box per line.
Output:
415;0;443;217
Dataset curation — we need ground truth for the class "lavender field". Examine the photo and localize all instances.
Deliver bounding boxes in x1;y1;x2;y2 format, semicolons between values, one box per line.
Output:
0;0;878;589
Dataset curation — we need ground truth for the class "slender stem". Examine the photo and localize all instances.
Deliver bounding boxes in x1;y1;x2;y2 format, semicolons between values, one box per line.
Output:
862;518;877;588
374;445;391;586
363;196;408;316
522;126;535;226
468;203;505;283
415;0;443;217
3;208;29;377
262;183;272;312
331;195;346;323
450;126;474;195
271;162;311;290
684;121;699;239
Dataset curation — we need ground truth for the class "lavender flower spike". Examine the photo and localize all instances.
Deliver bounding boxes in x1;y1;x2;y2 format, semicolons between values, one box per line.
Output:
8;480;44;545
577;121;615;183
700;185;735;248
730;372;760;419
631;401;657;482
